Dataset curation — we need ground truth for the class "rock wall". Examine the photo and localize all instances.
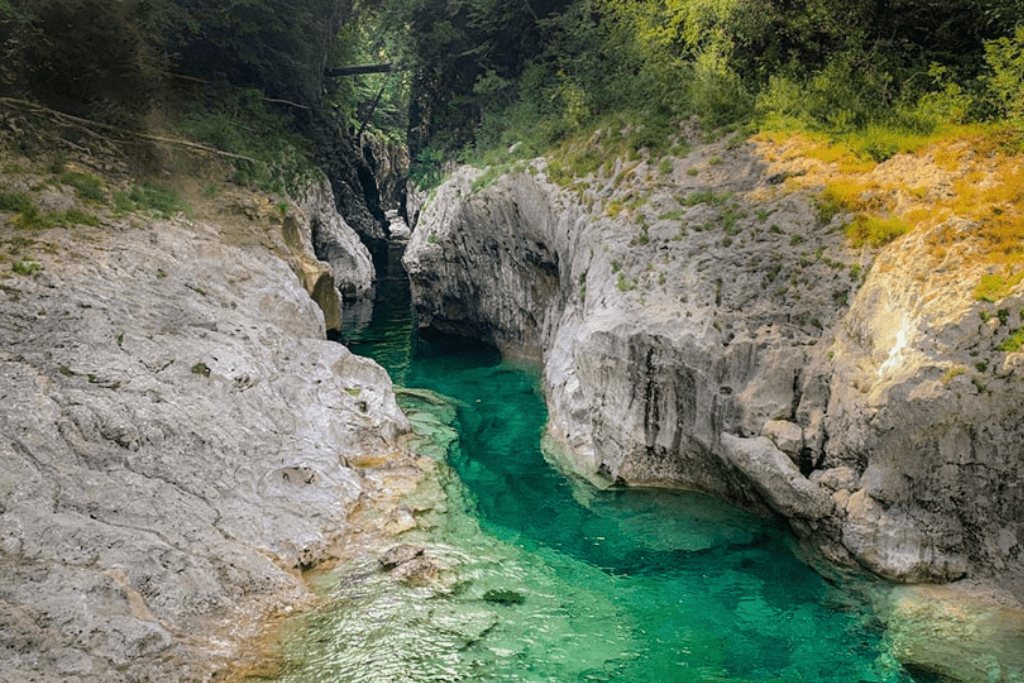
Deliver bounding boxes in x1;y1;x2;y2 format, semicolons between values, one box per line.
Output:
403;138;1024;603
300;175;375;302
0;173;410;680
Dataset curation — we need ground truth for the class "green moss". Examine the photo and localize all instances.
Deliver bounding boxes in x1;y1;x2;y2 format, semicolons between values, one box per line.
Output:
483;589;525;605
57;172;105;202
997;327;1024;352
940;366;966;384
975;270;1024;302
845;214;911;247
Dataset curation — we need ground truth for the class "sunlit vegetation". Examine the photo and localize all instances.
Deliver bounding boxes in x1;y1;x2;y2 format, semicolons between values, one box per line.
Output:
114;183;191;219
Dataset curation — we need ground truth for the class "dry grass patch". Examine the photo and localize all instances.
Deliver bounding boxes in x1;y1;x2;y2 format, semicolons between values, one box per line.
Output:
756;125;1024;299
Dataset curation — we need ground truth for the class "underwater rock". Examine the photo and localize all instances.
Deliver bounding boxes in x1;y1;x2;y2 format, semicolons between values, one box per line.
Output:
379;544;425;570
482;589;526;605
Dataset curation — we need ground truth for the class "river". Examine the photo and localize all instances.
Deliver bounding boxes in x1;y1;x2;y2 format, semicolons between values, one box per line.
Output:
259;241;916;683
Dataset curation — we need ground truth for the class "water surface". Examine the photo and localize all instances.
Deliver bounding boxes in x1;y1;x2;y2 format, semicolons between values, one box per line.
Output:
274;242;910;683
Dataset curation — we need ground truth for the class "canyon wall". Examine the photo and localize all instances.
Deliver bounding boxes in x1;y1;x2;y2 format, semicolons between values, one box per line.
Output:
403;138;1024;604
0;164;411;680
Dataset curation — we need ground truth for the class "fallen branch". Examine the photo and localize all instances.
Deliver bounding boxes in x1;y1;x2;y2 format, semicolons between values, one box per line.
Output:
133;133;259;163
0;97;260;164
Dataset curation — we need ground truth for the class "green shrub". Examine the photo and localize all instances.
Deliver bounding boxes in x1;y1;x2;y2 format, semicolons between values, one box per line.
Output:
680;190;732;206
985;25;1024;136
115;182;190;219
997;328;1024;352
11;259;40;275
688;51;753;128
57;172;105;202
0;192;32;212
975;270;1024;302
53;209;100;227
177;88;317;196
13;204;53;230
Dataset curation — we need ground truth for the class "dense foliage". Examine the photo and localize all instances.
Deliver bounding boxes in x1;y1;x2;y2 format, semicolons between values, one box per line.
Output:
0;0;358;120
381;0;1024;179
0;0;394;227
3;0;1024;192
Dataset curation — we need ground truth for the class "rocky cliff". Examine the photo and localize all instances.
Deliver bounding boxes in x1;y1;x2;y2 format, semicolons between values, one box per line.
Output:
0;141;416;680
403;133;1024;609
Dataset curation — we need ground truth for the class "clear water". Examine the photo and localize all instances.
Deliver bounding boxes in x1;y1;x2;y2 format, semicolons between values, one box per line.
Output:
270;243;912;683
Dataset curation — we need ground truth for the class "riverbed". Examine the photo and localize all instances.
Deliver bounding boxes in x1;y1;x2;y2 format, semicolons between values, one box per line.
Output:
258;242;914;683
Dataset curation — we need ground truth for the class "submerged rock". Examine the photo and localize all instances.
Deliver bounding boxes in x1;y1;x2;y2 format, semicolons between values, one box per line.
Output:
482;589;526;605
379;544;425;569
884;584;1024;682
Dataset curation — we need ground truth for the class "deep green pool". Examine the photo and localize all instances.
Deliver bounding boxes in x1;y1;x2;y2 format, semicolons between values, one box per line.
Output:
270;243;913;683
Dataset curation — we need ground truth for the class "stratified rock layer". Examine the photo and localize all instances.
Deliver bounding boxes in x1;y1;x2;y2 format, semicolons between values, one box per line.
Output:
0;199;408;680
403;137;1024;603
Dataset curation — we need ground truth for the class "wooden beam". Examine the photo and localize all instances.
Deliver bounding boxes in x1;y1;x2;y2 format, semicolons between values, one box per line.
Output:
324;63;397;78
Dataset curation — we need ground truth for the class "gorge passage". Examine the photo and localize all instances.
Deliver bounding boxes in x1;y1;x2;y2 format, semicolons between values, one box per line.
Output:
269;242;916;683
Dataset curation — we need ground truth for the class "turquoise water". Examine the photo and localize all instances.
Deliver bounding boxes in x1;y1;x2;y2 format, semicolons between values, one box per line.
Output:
274;244;912;683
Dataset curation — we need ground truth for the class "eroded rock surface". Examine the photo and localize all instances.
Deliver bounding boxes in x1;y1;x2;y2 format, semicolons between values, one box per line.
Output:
301;176;375;301
403;134;1024;605
0;187;409;680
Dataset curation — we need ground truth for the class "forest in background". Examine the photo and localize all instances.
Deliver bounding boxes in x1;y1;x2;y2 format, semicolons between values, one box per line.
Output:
382;0;1024;184
0;0;408;208
2;1;1024;191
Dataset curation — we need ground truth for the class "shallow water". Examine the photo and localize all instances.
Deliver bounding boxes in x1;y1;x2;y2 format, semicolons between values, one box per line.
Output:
269;242;913;683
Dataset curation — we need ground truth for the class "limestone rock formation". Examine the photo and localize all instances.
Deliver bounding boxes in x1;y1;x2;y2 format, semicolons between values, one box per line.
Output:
300;176;376;302
403;134;1024;605
0;185;409;680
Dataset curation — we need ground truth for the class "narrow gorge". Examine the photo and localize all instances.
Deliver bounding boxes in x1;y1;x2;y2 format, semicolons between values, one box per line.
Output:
402;131;1024;679
4;0;1024;678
